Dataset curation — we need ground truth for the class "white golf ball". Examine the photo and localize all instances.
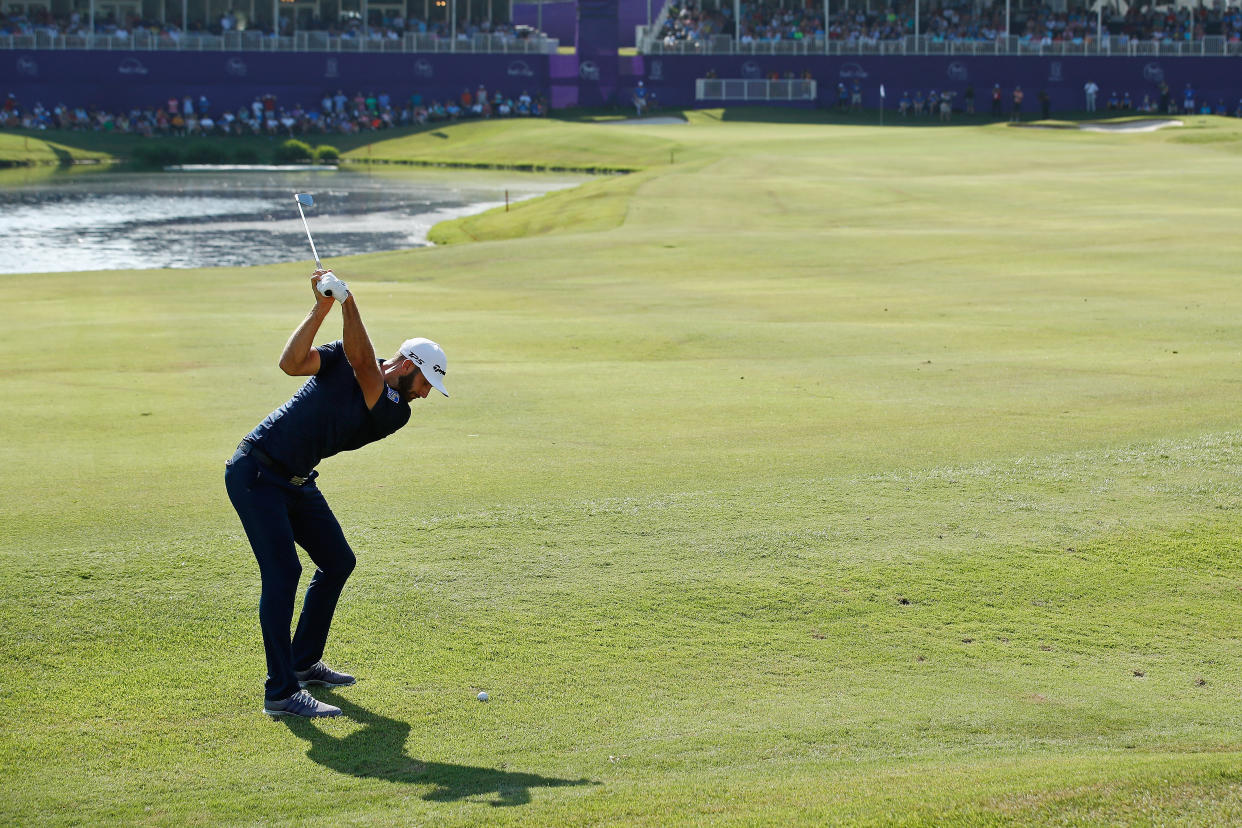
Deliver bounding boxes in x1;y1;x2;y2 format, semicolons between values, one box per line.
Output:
477;691;489;702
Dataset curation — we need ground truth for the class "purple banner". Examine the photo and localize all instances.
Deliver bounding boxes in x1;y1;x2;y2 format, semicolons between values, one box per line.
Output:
4;48;1242;115
0;51;550;113
618;2;653;48
549;53;580;109
576;0;620;106
513;0;645;47
630;55;1242;113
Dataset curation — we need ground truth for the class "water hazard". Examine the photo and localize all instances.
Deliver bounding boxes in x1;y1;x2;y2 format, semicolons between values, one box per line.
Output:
0;167;587;274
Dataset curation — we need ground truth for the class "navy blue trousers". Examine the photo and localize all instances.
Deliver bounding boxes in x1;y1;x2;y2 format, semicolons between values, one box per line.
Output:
225;452;355;701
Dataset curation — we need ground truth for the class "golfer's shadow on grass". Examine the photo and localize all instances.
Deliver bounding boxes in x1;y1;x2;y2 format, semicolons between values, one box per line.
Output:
281;693;594;806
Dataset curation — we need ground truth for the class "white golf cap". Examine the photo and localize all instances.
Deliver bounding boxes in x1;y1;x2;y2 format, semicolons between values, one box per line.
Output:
399;337;449;397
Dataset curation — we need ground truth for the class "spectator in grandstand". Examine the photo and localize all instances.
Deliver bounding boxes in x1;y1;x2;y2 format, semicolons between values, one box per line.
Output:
659;2;732;45
0;81;545;137
9;2;1237;47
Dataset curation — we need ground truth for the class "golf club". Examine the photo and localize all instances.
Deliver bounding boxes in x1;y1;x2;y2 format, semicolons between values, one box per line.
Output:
293;192;322;270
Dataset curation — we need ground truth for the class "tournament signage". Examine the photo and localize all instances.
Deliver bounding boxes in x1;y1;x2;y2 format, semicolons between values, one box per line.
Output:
575;0;618;106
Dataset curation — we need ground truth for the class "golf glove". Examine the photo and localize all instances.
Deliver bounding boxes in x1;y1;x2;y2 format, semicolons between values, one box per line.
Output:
317;272;350;304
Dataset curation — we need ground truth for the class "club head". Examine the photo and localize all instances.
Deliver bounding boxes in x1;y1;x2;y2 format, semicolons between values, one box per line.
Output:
294;193;314;206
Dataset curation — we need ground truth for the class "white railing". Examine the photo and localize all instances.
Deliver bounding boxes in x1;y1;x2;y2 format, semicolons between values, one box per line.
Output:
639;2;675;53
696;78;817;101
0;30;559;53
646;33;1242;57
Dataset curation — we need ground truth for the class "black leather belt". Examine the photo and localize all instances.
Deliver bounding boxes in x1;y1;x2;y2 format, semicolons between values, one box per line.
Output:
236;441;313;486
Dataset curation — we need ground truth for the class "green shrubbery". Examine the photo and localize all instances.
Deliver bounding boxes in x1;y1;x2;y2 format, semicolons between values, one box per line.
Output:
273;139;313;164
128;138;341;168
130;144;181;168
182;143;230;165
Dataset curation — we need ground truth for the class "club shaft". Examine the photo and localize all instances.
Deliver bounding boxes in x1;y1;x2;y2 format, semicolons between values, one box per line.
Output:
295;201;322;268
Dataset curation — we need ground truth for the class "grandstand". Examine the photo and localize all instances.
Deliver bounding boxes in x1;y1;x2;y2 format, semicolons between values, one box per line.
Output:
638;0;1242;56
1;0;1240;116
0;1;562;51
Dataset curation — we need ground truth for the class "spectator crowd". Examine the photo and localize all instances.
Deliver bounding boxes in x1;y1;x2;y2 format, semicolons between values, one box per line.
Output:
0;8;540;42
0;85;548;135
656;1;1242;45
888;80;1242;120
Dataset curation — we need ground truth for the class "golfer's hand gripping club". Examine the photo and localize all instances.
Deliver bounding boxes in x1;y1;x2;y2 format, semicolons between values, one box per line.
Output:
316;271;350;304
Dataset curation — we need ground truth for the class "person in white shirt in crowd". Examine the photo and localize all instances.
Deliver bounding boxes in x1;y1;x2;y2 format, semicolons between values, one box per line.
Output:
1084;80;1099;112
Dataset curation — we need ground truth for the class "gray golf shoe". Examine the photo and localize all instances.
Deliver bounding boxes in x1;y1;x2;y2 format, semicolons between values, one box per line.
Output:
295;661;356;688
263;689;342;718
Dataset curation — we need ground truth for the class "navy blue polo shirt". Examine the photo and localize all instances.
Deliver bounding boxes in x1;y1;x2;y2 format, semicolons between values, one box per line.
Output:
245;340;411;477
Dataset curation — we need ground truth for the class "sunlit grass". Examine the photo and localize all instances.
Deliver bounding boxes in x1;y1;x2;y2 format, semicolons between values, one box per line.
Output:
3;113;1242;825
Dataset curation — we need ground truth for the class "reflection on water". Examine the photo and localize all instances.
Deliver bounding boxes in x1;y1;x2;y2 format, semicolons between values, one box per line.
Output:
0;167;586;274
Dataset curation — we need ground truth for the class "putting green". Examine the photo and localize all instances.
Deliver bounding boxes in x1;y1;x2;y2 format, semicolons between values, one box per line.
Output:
4;111;1242;825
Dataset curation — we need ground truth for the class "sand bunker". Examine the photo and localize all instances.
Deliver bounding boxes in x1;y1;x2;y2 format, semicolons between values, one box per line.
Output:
607;115;689;126
1077;118;1183;133
1015;118;1183;133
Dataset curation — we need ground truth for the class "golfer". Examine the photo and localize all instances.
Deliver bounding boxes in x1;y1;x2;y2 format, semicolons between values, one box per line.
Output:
225;270;448;718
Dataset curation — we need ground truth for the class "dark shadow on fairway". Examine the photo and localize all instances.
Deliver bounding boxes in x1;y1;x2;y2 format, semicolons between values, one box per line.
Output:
5;125;426;166
281;694;595;806
705;105;1054;127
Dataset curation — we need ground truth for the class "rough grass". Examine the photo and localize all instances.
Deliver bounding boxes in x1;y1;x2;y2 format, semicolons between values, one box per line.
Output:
0;131;111;164
3;111;1242;825
344;116;681;171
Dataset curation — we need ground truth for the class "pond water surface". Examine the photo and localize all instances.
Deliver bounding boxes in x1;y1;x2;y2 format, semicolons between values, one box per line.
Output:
0;167;588;274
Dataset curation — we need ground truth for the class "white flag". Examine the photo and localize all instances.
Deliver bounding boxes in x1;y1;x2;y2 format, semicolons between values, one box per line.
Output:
880;84;886;98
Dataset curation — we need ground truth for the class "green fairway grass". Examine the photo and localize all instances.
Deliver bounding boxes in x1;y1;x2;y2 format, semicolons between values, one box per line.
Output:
0;131;112;165
5;111;1242;825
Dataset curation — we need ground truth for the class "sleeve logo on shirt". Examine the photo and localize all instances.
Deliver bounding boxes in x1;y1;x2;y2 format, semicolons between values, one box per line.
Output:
386;386;401;403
